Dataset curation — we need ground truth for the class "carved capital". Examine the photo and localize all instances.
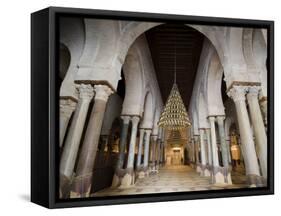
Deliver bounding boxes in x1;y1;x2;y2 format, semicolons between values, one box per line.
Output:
216;115;225;125
94;85;113;101
144;129;152;136
247;86;261;100
121;115;131;124
208;116;216;123
227;85;247;102
60;99;77;117
131;116;140;128
77;84;94;101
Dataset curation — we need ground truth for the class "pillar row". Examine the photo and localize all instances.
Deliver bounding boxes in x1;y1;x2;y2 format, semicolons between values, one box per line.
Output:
228;85;262;187
247;86;267;179
72;84;113;197
59;84;94;198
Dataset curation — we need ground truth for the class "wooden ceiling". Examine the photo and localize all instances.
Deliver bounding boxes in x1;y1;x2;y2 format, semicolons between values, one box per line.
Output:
146;24;204;108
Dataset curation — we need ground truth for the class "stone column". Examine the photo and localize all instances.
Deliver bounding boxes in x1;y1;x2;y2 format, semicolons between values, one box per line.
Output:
73;85;113;197
205;129;213;166
126;116;140;168
136;128;145;167
143;129;152;171
111;116;130;187
225;136;232;164
209;116;224;184
59;84;94;198
217;116;229;167
59;98;77;148
228;85;262;186
156;138;161;169
259;97;267;130
217;116;232;184
117;116;131;169
199;129;209;176
159;140;164;165
247;86;267;179
150;135;158;172
193;135;200;172
118;116;140;187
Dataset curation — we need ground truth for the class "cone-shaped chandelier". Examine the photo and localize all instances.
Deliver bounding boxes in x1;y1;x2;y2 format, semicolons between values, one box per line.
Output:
158;46;191;130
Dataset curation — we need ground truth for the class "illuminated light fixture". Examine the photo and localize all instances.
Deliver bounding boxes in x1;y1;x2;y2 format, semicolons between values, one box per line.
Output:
158;45;191;130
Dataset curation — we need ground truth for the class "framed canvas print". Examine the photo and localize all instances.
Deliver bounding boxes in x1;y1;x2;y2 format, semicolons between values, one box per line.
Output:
31;6;274;208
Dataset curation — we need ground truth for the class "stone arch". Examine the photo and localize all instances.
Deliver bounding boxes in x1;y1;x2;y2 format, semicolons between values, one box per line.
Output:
121;38;146;116
152;107;161;136
59;43;71;81
197;91;209;128
140;91;155;129
206;51;225;116
252;29;268;97
59;17;85;99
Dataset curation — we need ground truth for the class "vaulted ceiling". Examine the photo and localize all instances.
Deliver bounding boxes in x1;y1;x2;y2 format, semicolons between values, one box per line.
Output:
146;24;204;108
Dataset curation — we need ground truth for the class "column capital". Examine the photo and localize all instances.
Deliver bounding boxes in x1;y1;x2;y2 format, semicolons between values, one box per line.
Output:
131;115;140;126
208;116;216;122
94;85;113;101
77;84;95;101
144;129;152;135
60;98;77;116
247;86;261;99
121;115;131;124
227;85;247;102
216;115;225;122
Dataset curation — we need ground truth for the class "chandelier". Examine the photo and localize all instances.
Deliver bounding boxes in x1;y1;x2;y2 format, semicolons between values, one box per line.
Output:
158;46;191;130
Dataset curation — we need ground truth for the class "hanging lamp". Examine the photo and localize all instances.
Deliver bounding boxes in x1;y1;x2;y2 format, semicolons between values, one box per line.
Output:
158;44;191;130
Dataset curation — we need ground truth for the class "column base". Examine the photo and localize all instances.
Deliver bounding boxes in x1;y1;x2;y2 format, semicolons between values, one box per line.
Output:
70;173;92;198
211;166;232;185
200;164;211;177
149;162;158;174
190;162;196;169
136;166;149;179
196;163;202;173
112;168;135;188
247;174;266;187
59;174;72;199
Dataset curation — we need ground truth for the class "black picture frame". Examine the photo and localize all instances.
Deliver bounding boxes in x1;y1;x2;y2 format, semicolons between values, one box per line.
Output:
31;6;274;209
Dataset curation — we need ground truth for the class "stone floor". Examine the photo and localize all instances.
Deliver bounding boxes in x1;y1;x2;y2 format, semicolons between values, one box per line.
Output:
92;165;248;197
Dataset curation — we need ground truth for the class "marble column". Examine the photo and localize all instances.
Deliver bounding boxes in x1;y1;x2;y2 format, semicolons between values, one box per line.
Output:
156;138;161;168
136;128;145;167
111;116;130;187
193;135;200;172
217;116;229;167
259;97;267;130
199;129;209;176
117;116;131;169
228;85;262;186
150;135;158;172
205;129;213;166
247;86;267;179
225;136;232;164
126;116;140;169
159;140;164;165
117;116;140;187
59;98;77;148
73;85;113;197
143;129;152;170
209;116;224;184
59;84;94;198
217;116;232;184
